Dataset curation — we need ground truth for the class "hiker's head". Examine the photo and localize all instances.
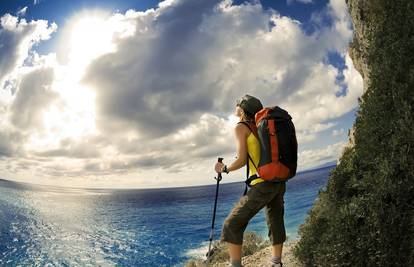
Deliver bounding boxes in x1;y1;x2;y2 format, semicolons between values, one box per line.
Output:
235;94;263;121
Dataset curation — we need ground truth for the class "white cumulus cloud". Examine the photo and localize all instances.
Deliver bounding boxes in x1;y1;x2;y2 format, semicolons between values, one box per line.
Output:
0;0;363;187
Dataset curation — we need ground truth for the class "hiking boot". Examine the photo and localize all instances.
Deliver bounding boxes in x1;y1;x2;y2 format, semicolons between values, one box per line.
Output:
270;262;283;267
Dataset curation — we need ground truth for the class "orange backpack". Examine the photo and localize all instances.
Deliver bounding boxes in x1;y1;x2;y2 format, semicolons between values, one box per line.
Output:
255;106;297;181
242;106;298;183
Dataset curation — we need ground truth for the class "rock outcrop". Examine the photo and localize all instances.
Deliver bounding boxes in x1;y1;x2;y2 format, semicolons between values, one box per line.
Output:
346;0;372;91
345;0;373;146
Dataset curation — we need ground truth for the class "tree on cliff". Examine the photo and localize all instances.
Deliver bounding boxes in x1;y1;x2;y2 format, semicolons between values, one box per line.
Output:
294;0;414;266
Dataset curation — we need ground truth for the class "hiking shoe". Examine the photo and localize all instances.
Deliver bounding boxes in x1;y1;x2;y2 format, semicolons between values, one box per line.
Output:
226;262;243;267
270;262;283;267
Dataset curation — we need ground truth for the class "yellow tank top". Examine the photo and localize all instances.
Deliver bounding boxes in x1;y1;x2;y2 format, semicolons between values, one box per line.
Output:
247;132;265;185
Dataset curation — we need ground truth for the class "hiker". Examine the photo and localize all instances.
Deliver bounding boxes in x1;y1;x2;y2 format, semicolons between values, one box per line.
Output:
214;95;286;267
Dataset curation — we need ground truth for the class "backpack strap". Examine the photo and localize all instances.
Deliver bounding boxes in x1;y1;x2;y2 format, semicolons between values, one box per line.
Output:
238;121;259;195
237;121;259;171
238;120;258;139
243;156;249;196
247;153;259;172
237;120;252;129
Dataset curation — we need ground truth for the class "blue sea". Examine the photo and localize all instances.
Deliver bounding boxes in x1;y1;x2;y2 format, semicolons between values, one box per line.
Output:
0;165;334;266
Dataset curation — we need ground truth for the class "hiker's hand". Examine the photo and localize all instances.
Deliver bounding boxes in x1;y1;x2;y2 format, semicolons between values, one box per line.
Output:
215;162;224;173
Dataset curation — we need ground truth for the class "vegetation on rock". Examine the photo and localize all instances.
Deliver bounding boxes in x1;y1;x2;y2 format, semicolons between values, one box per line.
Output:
294;0;414;266
185;232;271;266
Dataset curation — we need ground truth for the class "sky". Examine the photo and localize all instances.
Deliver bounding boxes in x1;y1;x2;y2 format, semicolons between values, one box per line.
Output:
0;0;363;189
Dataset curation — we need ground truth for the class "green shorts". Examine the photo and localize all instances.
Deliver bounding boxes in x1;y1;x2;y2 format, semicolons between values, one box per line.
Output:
220;181;286;245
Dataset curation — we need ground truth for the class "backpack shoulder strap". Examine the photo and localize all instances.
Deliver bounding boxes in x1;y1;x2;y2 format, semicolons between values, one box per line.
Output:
238;121;260;195
237;121;259;138
237;121;259;169
237;121;252;130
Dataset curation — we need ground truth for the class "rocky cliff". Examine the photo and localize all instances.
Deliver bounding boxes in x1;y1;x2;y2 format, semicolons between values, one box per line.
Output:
347;0;372;91
294;0;414;265
346;0;372;146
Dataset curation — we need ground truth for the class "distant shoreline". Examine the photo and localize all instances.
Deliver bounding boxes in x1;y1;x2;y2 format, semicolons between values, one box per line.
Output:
0;163;336;191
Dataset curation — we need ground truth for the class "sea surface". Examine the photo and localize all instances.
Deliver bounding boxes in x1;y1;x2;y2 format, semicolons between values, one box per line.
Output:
0;165;334;266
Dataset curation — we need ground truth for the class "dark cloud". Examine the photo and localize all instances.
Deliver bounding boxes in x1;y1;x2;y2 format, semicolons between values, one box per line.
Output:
0;130;24;157
33;137;103;159
83;0;225;138
34;147;100;159
10;67;57;130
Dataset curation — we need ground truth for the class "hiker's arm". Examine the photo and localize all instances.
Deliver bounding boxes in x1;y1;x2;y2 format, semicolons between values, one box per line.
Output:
225;123;248;172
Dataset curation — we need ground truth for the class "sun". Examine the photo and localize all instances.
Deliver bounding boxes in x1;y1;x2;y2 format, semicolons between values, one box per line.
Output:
26;10;138;151
65;10;136;69
27;12;114;151
69;13;116;69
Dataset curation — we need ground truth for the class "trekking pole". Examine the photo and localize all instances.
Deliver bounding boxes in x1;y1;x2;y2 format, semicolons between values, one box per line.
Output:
206;157;223;261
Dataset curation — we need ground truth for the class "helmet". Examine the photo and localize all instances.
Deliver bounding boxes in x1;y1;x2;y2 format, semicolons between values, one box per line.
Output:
236;94;263;117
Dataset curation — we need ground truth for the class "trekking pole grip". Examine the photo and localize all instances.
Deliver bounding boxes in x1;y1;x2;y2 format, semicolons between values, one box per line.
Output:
217;157;223;181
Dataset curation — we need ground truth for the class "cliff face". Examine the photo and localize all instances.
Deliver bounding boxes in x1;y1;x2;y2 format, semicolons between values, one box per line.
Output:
294;0;414;266
346;0;371;146
347;0;372;91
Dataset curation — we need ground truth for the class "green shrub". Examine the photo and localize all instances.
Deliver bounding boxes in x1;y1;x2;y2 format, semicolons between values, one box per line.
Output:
185;231;271;266
294;0;414;266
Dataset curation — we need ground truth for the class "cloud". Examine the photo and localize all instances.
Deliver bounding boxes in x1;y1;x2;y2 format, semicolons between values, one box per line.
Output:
298;141;345;169
296;122;337;144
33;138;101;159
0;13;57;89
9;66;58;131
83;0;359;140
0;0;363;187
0;130;25;157
83;0;222;138
332;128;345;136
17;7;28;17
83;113;235;175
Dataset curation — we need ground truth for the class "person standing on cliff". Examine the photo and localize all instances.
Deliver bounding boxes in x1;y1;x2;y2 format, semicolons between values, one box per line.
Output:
214;94;286;267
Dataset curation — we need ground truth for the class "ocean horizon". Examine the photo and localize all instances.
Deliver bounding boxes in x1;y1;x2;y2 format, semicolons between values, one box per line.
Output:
0;165;335;266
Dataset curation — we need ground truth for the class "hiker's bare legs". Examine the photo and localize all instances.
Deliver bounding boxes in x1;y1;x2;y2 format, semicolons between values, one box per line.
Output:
228;242;242;261
227;243;282;264
272;243;283;258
